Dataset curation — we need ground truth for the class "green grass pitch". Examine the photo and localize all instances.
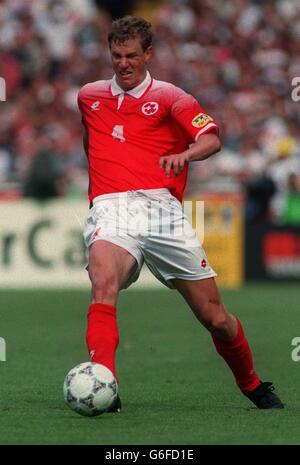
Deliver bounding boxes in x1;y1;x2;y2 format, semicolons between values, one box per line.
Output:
0;284;299;445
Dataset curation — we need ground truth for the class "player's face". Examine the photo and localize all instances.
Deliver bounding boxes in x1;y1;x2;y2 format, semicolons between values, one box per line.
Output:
110;38;152;91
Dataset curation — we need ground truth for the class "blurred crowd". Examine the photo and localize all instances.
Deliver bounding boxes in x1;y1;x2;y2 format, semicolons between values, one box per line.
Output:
1;0;300;224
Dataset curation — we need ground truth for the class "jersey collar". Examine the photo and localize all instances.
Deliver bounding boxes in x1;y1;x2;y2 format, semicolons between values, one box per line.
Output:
111;71;152;98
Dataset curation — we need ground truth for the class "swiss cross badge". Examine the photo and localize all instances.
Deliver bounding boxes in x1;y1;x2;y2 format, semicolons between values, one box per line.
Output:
142;101;159;115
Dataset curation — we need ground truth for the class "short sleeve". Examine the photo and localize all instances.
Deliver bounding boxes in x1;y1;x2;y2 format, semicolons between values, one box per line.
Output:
170;87;219;142
77;85;89;127
77;86;86;114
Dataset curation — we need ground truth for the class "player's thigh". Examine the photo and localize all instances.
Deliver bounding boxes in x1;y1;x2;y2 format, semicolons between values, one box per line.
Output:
88;240;137;290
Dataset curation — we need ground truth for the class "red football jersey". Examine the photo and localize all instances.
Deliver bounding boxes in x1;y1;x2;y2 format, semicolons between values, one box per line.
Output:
78;72;219;202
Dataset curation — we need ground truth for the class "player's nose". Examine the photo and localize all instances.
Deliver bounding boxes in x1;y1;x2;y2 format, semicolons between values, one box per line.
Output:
119;57;129;68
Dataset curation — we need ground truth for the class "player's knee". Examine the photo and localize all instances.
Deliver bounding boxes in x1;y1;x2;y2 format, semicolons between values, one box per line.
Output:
208;313;229;336
201;303;229;336
91;273;119;301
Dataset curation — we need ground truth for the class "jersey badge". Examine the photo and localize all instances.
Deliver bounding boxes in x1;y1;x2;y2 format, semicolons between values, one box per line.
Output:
142;101;159;115
192;113;213;128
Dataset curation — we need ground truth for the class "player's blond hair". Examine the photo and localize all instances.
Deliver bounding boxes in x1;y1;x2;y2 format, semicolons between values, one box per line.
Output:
108;16;153;52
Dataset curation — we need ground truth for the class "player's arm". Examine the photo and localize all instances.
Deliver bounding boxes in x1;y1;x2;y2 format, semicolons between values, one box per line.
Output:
159;87;221;177
159;132;221;177
83;128;89;158
77;87;89;159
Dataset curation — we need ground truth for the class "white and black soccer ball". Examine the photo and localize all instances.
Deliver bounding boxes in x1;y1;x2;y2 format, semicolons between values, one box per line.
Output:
63;362;118;417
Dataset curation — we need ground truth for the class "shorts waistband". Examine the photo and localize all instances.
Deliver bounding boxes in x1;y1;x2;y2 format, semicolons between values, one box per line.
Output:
92;188;171;205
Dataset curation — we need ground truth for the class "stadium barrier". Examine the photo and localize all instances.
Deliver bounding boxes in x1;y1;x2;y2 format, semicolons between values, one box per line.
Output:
192;192;244;288
0;199;88;288
0;196;244;288
245;222;300;280
0;199;164;289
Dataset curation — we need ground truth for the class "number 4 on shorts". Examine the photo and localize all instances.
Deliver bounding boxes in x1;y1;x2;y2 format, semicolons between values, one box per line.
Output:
112;125;125;142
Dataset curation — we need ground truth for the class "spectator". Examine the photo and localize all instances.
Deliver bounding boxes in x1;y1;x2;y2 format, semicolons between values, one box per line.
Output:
280;173;300;226
22;131;69;200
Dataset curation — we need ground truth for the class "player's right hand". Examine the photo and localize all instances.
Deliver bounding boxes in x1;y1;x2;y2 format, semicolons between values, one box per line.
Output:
159;152;190;177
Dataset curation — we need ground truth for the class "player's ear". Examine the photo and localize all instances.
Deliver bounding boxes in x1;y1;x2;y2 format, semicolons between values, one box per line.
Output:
144;46;153;62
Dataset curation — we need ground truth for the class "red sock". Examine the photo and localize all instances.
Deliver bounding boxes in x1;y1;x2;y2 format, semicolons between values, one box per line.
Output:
212;319;261;391
86;303;119;380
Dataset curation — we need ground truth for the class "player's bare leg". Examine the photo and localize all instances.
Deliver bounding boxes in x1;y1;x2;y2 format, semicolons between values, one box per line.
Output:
88;240;137;305
172;277;237;340
172;277;284;408
86;240;137;412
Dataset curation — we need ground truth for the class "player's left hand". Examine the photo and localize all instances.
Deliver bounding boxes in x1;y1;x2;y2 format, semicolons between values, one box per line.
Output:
159;152;190;177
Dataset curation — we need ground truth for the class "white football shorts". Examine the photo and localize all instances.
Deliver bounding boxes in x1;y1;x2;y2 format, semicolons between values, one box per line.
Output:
83;188;217;289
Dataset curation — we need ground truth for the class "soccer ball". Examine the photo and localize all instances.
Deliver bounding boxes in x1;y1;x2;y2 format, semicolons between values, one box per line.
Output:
63;362;118;417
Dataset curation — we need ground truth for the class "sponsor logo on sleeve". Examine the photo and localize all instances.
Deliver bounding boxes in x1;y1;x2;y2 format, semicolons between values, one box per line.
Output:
192;113;213;128
91;100;100;111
